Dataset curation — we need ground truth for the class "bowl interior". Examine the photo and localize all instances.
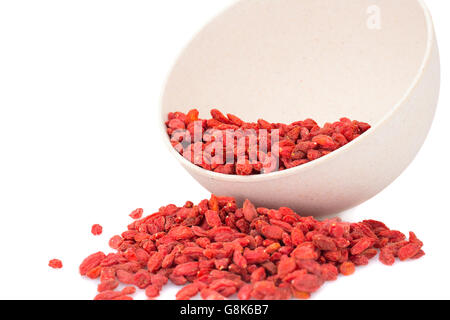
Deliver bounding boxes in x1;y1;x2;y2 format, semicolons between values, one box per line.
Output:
162;0;429;126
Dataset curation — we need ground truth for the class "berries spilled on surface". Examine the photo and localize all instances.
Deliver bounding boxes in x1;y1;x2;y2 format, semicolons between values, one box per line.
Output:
79;195;424;300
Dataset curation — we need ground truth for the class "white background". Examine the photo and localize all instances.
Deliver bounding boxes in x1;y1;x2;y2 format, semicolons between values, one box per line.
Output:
0;0;448;300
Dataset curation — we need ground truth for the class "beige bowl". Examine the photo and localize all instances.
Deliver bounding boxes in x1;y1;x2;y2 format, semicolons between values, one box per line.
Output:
161;0;440;216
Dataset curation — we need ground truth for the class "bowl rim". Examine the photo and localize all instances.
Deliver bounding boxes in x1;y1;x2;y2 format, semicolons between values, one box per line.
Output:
159;0;437;183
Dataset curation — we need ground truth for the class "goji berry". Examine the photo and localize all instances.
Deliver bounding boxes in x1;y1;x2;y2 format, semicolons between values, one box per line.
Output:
250;267;266;282
312;234;337;251
100;267;116;282
130;208;143;220
173;262;199;277
79;252;105;276
237;284;253;300
261;225;284;240
292;289;311;300
133;269;152;289
113;295;133;300
205;210;222;228
94;290;123;301
292;274;324;293
176;283;200;300
243;199;258;222
48;259;63;269
350;237;374;255
86;265;102;279
98;280;119;292
339;262;356;276
116;269;134;285
277;257;296;278
91;224;103;236
398;243;422;261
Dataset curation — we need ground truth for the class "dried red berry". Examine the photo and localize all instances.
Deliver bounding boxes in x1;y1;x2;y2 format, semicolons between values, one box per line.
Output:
350;237;374;255
79;252;105;276
173;262;199;277
243;199;258;222
130;208;144;220
292;274;324;293
176;283;200;300
261;225;284;240
339;262;356;276
49;259;63;269
91;224;103;236
94;290;124;301
98;280;119;292
145;285;161;299
312;234;337;251
205;210;222;228
108;235;123;250
379;248;396;266
133;269;152;289
147;252;163;273
398;243;422;261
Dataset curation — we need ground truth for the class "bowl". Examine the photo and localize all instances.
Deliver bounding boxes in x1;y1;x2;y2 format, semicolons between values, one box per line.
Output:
160;0;440;216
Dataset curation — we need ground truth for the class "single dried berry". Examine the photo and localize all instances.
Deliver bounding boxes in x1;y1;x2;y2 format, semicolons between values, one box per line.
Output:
98;280;119;292
243;199;258;222
145;285;161;299
173;262;199;277
122;286;136;296
379;248;396;266
312;234;337;251
116;269;134;285
398;243;422;261
133;269;152;289
108;235;123;250
292;290;311;300
176;283;200;300
205;210;222;228
91;224;103;236
94;290;124;301
86;266;102;279
350;237;373;255
114;295;133;300
147;252;163;273
79;252;105;276
79;195;424;300
277;257;296;278
339;262;356;276
237;284;253;300
49;259;63;269
292;245;318;260
292;274;324;293
130;208;144;220
320;264;339;281
261;225;284;240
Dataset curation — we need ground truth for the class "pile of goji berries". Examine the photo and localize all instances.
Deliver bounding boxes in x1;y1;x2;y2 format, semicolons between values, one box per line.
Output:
80;195;424;300
166;109;371;175
48;259;63;269
91;224;103;236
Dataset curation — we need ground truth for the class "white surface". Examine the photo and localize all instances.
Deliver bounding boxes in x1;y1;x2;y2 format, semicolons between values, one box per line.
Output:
0;0;448;300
